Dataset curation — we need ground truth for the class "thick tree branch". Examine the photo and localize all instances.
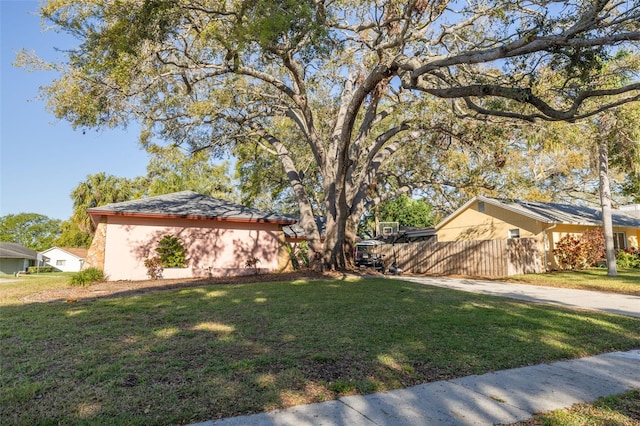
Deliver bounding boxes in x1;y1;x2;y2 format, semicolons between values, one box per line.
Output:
411;82;640;121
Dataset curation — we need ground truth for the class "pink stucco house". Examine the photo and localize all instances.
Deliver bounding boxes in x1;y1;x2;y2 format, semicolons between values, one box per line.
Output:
85;191;297;281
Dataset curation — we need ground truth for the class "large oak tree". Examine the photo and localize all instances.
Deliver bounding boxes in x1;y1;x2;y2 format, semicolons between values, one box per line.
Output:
24;0;640;269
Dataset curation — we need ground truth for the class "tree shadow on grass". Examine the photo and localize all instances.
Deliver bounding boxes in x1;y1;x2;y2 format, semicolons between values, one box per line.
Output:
2;279;639;425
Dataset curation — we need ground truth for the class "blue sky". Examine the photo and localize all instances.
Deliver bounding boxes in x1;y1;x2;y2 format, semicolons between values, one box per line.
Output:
1;1;150;221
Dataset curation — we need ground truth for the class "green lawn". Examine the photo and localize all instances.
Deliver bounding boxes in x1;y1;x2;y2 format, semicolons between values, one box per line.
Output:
506;268;640;296
509;390;640;425
0;273;74;305
2;275;639;425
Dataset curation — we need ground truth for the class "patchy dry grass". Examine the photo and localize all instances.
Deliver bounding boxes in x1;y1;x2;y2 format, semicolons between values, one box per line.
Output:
2;274;639;425
0;273;75;305
506;268;640;296
507;389;640;425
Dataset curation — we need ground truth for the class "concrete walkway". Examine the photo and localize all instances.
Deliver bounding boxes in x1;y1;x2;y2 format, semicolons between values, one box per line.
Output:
393;275;640;318
191;278;640;426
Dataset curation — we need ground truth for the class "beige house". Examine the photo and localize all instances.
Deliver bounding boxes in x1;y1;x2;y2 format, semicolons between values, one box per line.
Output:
85;191;297;281
436;196;640;270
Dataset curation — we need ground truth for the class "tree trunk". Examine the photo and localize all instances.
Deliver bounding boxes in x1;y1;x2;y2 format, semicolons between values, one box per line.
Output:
598;128;618;277
323;195;351;271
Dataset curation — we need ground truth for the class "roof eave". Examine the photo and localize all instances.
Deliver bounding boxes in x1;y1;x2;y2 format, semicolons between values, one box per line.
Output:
41;246;85;260
86;209;297;225
435;196;557;231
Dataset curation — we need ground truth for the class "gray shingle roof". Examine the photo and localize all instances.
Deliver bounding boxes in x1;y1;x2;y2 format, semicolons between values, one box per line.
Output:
482;196;640;228
0;242;37;259
87;191;297;224
283;216;326;239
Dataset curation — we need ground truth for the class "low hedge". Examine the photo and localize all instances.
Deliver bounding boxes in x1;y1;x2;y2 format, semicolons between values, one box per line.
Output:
69;268;105;287
26;266;57;274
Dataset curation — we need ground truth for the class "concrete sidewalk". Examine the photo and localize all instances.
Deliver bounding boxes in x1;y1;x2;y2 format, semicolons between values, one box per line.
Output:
194;350;640;425
394;275;640;318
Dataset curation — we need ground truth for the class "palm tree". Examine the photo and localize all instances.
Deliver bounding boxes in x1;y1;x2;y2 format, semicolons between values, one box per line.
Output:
71;173;137;234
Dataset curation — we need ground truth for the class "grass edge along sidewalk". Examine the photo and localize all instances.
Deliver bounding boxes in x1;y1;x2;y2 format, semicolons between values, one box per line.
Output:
194;350;640;426
2;275;639;425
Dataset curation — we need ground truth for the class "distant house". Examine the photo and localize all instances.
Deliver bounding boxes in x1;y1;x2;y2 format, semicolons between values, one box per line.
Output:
40;247;88;272
436;196;640;269
84;191;297;281
0;242;37;275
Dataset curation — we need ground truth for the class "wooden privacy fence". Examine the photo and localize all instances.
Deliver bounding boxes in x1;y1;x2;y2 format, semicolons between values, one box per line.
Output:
377;238;544;277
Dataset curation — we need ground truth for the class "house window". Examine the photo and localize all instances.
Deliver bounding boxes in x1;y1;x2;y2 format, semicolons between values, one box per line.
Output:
477;201;485;212
508;229;520;239
56;260;66;266
613;232;627;250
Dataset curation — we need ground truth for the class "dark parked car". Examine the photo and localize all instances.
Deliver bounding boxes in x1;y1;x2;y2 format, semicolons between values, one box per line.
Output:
355;240;385;273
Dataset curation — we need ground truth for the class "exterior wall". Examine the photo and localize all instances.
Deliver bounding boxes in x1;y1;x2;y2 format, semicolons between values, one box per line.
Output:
620;228;639;249
437;200;545;242
277;233;293;272
102;216;285;281
41;248;84;272
0;258;30;275
84;219;108;272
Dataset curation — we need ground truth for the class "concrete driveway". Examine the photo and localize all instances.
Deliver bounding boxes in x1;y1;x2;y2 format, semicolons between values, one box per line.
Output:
392;275;640;318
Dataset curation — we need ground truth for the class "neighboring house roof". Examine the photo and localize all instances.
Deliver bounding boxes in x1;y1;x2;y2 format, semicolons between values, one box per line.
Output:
437;196;640;230
283;216;327;240
0;242;37;260
87;191;297;225
40;247;88;260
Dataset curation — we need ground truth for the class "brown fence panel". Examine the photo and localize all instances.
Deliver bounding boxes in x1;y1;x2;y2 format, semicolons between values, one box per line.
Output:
507;238;544;275
377;238;541;277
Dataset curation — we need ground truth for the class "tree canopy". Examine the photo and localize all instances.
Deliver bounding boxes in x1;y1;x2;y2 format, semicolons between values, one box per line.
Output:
0;213;61;251
24;0;640;269
70;172;140;234
359;194;436;238
143;144;235;199
68;146;234;240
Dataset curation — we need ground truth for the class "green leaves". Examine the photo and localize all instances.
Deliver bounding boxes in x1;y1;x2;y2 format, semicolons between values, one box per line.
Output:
71;172;139;233
232;0;329;54
0;213;61;251
144;144;235;200
155;235;186;268
549;45;610;85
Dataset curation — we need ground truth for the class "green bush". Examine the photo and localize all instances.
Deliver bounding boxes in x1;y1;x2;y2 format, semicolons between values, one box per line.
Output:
155;235;186;268
69;268;104;287
27;266;56;273
616;248;640;269
287;241;309;270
